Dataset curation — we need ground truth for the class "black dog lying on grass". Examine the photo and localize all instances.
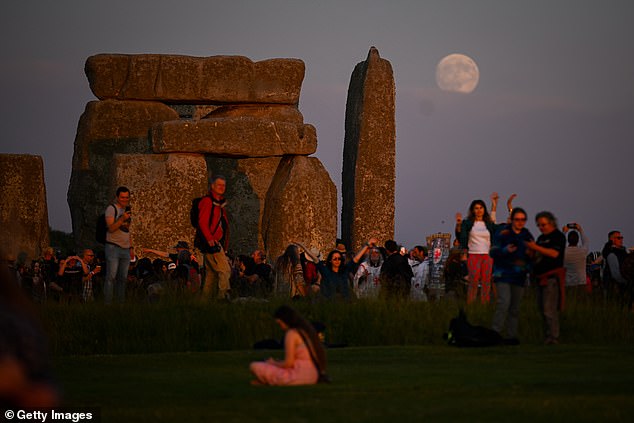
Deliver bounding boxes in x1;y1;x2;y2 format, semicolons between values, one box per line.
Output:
444;309;505;347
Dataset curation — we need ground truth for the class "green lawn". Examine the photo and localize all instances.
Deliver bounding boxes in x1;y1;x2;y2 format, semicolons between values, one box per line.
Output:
55;345;634;422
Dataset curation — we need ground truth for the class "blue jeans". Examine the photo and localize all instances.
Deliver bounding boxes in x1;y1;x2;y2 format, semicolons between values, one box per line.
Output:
104;243;130;304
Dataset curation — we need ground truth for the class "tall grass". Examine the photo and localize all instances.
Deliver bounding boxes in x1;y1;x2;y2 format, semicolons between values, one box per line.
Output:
40;292;634;356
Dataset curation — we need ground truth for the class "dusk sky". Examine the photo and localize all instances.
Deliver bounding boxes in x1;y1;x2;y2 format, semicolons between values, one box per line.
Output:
1;0;632;252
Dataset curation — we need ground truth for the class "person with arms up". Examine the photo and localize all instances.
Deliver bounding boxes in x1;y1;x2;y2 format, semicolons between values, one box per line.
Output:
455;193;501;304
298;239;377;301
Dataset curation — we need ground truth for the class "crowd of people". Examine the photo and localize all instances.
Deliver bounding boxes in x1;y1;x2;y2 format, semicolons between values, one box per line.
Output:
6;184;634;344
3;182;634;393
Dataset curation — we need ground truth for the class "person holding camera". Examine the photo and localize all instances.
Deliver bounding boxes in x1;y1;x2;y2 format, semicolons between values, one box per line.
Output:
80;249;101;302
52;254;89;303
104;186;132;304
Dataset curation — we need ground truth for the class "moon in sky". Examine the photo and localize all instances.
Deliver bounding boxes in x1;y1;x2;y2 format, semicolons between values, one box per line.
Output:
436;54;480;94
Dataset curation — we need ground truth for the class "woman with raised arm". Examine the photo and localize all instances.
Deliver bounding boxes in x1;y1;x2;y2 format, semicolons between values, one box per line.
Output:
297;239;377;300
455;192;501;304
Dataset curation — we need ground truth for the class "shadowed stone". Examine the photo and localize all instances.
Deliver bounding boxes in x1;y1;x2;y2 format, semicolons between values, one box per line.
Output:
68;100;177;249
205;157;282;255
85;54;304;105
152;118;317;157
342;47;395;252
204;104;304;124
0;154;49;261
110;154;208;254
72;100;179;170
262;156;337;260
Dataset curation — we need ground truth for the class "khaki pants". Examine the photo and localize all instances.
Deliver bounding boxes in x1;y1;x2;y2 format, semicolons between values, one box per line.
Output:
202;248;231;299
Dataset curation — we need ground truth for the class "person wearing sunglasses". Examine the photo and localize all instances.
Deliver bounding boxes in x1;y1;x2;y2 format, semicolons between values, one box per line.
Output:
489;207;534;344
297;239;377;300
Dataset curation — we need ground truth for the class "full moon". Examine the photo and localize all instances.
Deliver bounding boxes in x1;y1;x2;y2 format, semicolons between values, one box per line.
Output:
436;54;479;94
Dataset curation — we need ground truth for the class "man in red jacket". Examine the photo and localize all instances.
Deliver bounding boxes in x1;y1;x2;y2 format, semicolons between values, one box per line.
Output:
198;175;231;300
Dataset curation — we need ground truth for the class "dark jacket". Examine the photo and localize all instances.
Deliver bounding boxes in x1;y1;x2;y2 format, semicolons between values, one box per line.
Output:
489;224;534;286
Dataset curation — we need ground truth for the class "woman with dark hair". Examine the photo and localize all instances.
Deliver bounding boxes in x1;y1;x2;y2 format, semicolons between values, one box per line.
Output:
490;207;534;343
297;239;377;300
455;193;504;304
273;244;307;299
249;305;328;386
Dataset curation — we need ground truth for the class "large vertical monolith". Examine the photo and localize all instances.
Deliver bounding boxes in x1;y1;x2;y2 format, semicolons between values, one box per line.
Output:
342;47;396;252
0;154;50;261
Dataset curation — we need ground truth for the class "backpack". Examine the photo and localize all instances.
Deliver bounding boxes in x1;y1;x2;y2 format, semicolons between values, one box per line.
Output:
190;195;208;228
96;204;116;244
191;195;225;253
444;309;503;347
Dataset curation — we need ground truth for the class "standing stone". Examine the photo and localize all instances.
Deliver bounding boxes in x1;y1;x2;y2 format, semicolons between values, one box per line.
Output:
110;154;208;254
68;100;178;249
341;47;396;252
204;157;282;255
262;156;337;260
0;154;50;261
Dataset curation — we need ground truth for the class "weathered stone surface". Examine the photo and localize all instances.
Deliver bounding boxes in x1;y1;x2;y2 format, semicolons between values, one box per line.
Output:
0;154;50;261
85;54;305;104
110;154;208;254
204;104;304;124
342;47;396;252
152;118;317;157
72;100;179;171
205;157;282;255
262;156;337;260
68;100;177;249
171;105;221;120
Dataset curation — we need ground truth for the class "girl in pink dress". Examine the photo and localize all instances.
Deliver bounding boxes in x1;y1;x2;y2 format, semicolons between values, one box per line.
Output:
250;305;327;386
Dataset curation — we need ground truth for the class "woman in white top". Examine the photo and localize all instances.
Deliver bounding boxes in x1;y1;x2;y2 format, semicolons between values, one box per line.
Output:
455;193;503;304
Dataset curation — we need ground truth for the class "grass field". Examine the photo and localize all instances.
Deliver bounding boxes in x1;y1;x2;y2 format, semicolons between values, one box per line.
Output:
39;294;634;422
55;345;634;422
